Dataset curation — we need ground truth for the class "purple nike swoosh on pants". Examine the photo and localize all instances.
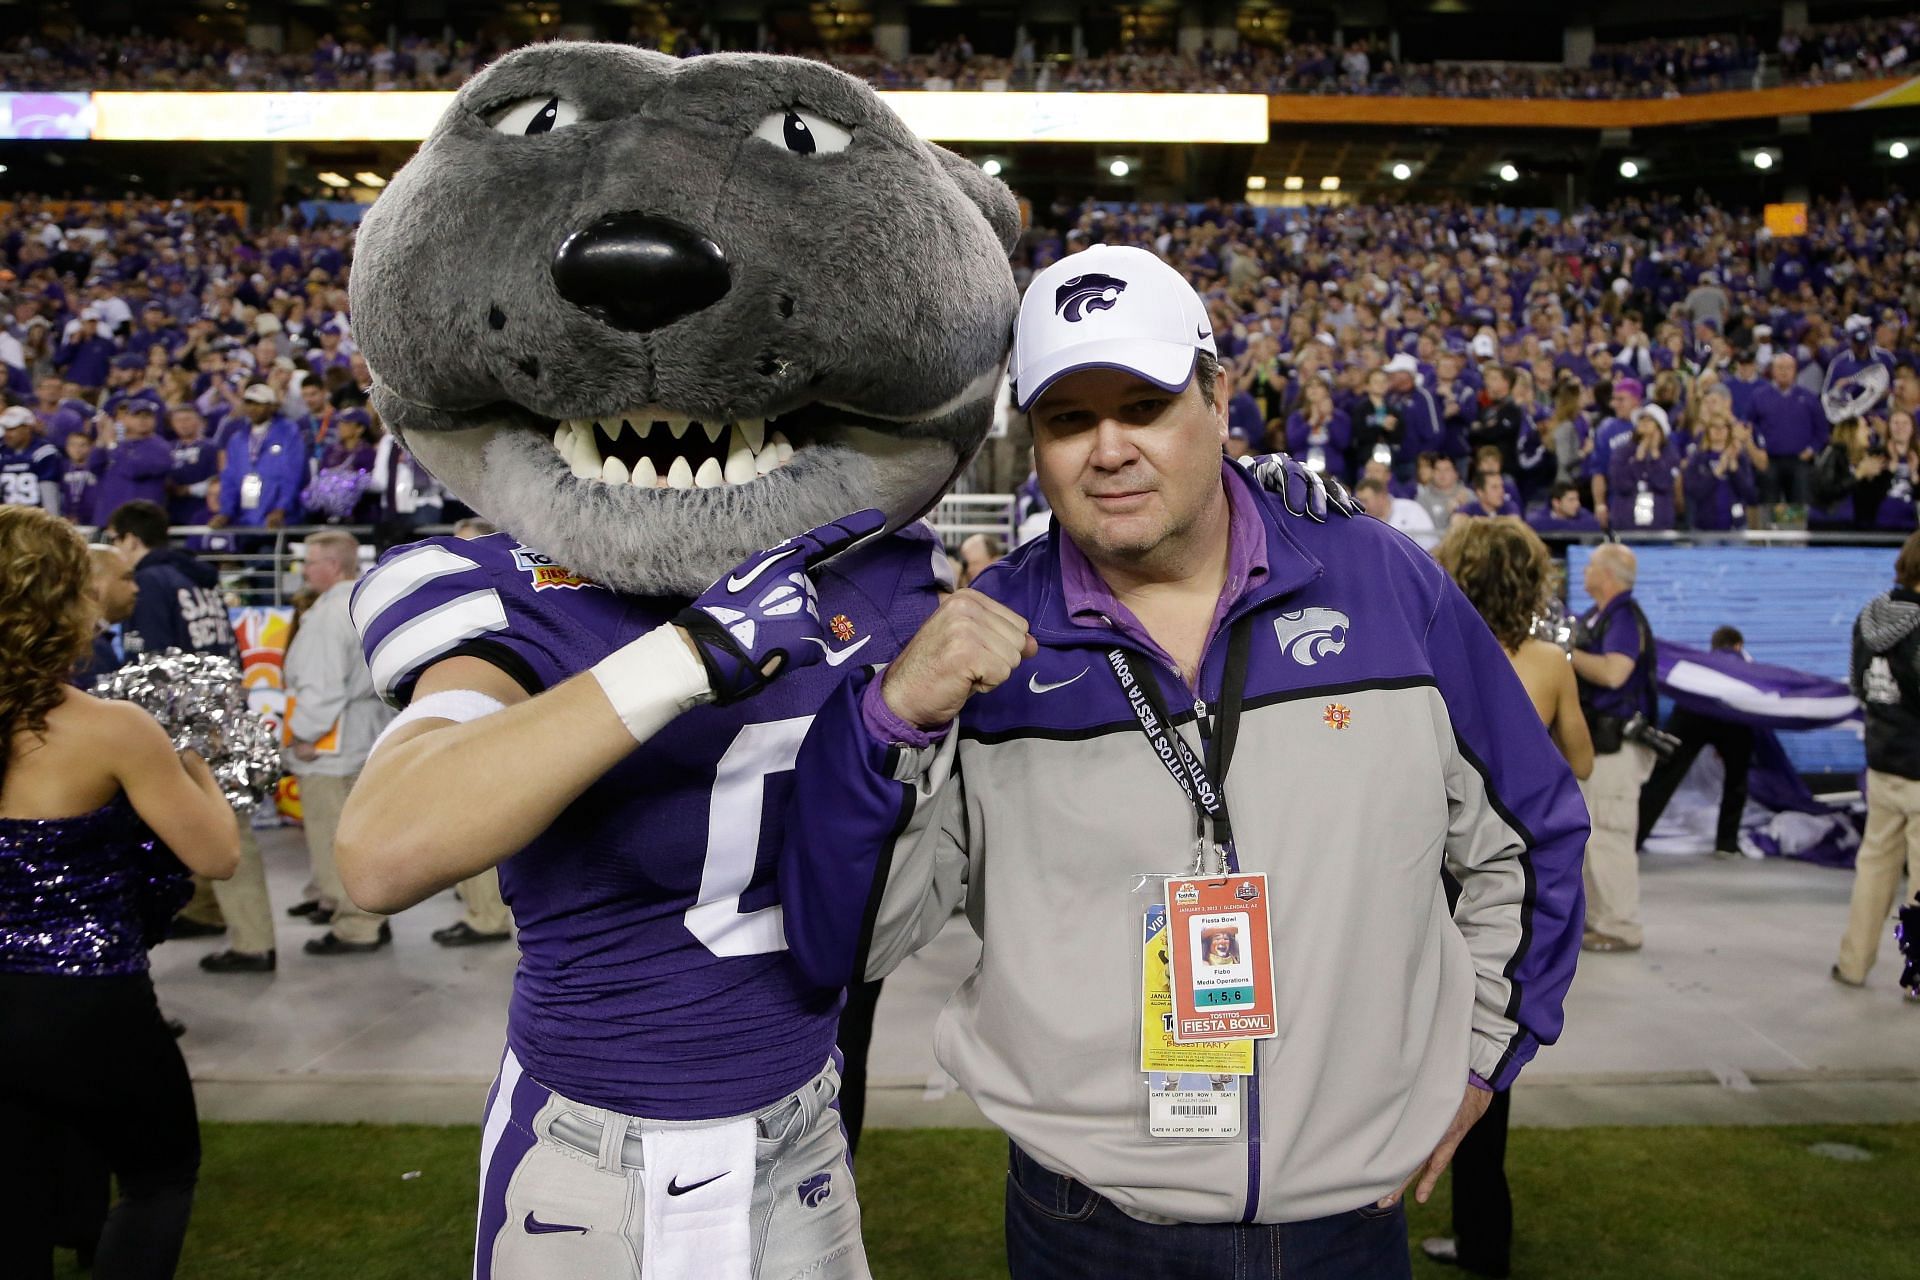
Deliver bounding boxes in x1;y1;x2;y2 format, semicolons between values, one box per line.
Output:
475;1048;552;1280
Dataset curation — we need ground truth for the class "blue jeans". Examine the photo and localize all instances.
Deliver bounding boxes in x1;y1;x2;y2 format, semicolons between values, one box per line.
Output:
1005;1144;1411;1280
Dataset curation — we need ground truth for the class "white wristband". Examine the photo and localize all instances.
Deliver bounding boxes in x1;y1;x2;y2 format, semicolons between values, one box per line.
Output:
589;623;714;744
371;687;507;756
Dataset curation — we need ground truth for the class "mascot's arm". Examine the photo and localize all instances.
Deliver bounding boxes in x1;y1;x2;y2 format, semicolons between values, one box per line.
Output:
335;632;709;914
335;511;886;914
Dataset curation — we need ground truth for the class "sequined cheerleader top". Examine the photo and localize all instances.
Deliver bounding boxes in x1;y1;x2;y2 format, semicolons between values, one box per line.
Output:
0;795;189;978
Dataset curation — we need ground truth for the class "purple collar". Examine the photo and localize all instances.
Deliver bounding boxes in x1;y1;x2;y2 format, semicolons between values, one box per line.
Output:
1058;459;1270;674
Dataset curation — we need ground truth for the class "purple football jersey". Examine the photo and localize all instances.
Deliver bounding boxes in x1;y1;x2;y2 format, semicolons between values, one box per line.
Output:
352;527;949;1119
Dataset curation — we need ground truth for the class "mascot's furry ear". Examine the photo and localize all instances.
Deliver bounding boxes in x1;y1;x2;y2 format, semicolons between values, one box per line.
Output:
932;146;1021;254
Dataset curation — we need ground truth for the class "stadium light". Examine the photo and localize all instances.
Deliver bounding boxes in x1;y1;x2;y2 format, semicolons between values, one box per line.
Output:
0;165;8;175
1618;160;1640;179
1108;158;1131;178
1752;150;1774;171
1893;141;1912;160
1498;163;1519;183
1391;162;1412;181
980;158;1002;177
316;171;351;188
1319;176;1340;191
1246;175;1267;191
354;171;387;187
1283;175;1305;191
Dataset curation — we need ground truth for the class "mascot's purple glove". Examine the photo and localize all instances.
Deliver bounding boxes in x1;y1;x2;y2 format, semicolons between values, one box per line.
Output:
1239;452;1362;522
676;508;889;705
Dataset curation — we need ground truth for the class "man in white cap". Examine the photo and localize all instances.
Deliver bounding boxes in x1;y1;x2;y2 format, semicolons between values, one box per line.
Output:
780;244;1589;1277
1824;313;1896;420
0;405;64;514
1384;351;1449;474
211;381;307;529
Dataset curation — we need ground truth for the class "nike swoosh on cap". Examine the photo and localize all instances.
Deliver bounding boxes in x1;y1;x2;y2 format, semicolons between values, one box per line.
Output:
726;546;798;593
1028;669;1088;694
666;1172;729;1196
524;1212;589;1235
802;634;872;667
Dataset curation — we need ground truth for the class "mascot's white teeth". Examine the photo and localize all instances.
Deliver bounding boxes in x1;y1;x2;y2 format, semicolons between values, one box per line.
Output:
552;415;788;490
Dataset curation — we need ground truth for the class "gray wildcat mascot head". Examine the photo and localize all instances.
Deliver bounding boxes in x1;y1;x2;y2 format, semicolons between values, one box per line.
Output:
349;43;1019;595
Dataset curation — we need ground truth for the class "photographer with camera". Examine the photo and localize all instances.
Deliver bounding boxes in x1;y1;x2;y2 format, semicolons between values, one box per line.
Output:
1571;544;1662;954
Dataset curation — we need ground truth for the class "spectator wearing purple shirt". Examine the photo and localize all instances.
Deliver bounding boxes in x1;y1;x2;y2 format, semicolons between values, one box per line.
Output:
211;383;306;529
1585;377;1641;528
1225;387;1265;453
1283;381;1352;480
52;310;115;389
166;405;220;525
59;433;100;526
1608;404;1682;532
1455;470;1522;520
303;407;379;524
1748;353;1827;504
122;301;185;363
1529;480;1603;534
1682;410;1760;532
91;401;173;516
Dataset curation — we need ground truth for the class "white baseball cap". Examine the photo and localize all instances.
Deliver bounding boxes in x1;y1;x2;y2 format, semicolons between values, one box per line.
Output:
1010;244;1216;412
242;382;278;405
1384;353;1420;375
1632;403;1670;434
0;406;35;430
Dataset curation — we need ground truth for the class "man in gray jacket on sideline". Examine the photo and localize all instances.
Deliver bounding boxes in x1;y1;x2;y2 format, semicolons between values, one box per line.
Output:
286;529;396;956
781;247;1589;1278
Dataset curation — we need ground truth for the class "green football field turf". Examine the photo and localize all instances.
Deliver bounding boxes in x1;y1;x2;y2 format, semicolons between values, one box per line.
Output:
51;1121;1909;1278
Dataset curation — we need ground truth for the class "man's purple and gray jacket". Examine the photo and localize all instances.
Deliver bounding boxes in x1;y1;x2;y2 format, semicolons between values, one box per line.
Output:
779;461;1590;1226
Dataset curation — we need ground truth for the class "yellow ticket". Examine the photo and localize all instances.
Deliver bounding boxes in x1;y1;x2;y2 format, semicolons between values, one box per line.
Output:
1141;905;1253;1075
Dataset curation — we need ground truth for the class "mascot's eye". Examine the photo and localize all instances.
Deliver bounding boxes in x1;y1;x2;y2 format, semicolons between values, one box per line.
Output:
491;95;582;137
753;109;852;157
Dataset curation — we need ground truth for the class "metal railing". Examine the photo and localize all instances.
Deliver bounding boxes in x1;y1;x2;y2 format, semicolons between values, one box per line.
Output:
927;493;1019;547
97;511;1903;607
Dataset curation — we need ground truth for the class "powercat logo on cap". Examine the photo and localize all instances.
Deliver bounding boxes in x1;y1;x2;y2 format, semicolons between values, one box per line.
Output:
1054;273;1128;322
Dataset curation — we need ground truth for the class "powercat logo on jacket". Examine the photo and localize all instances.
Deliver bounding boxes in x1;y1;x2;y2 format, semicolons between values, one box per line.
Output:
1054;273;1127;322
1273;608;1349;666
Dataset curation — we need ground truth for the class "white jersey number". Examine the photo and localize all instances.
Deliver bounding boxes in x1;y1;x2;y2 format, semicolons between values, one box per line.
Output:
0;472;42;506
684;714;814;957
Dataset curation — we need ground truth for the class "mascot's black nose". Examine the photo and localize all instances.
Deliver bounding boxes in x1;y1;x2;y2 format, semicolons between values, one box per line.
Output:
551;213;730;332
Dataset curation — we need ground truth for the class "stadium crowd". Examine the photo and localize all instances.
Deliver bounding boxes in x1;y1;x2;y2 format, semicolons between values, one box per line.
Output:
1008;192;1920;542
4;188;1918;558
0;197;448;549
3;9;1920;98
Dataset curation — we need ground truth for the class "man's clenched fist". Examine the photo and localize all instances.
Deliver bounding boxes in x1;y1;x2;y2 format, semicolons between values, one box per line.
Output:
882;590;1037;730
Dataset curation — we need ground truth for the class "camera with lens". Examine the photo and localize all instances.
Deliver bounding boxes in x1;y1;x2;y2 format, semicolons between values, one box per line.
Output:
1623;713;1681;761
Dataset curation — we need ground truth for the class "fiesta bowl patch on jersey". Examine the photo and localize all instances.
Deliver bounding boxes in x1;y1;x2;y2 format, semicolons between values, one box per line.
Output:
512;545;595;591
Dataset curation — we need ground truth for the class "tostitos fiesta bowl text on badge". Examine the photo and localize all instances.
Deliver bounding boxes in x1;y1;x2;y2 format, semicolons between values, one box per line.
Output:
1166;874;1279;1044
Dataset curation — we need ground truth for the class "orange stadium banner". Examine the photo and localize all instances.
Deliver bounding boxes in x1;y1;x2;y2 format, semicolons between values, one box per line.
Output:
1265;77;1919;129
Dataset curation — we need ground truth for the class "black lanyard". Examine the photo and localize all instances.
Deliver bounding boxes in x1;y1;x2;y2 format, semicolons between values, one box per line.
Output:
1105;614;1255;869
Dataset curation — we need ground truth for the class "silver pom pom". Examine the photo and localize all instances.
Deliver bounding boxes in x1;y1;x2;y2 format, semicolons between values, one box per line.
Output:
95;650;283;812
1531;596;1575;653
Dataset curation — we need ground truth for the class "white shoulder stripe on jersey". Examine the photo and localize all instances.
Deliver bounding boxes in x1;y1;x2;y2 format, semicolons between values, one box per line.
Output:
367;588;510;700
350;543;484;635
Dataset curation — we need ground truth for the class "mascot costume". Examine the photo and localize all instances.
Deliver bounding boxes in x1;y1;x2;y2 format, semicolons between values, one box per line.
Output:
345;41;1350;1280
345;45;1017;1280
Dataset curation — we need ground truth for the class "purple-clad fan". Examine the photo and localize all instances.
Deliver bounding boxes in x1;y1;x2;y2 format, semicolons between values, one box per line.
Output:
333;42;1025;1280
